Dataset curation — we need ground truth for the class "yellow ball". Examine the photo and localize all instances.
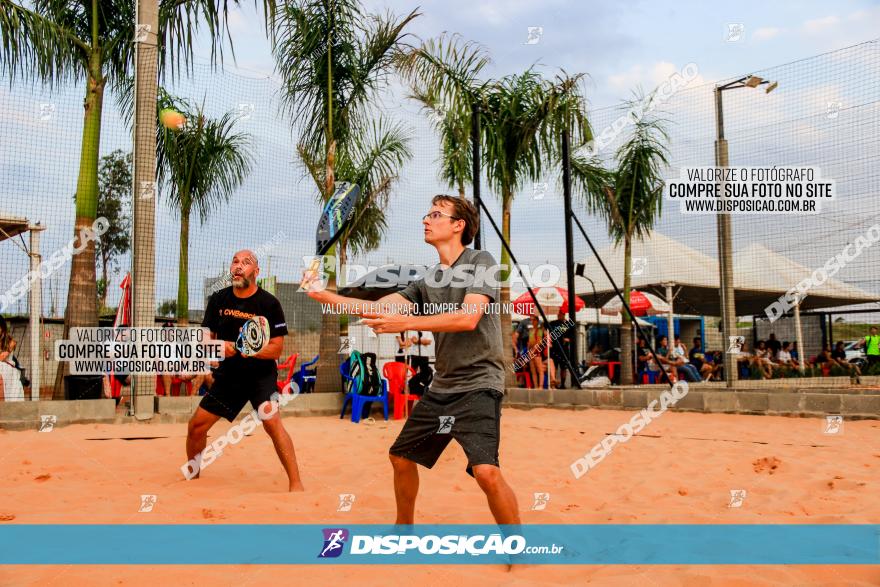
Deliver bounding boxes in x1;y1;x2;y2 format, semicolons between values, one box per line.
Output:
159;108;186;131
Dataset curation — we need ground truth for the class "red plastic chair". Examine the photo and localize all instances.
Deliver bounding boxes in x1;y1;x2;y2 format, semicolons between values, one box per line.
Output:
515;371;532;388
277;353;299;393
155;375;192;396
382;361;418;420
109;375;122;398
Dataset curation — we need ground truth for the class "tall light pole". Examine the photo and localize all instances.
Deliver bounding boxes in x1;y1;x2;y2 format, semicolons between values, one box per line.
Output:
715;75;777;388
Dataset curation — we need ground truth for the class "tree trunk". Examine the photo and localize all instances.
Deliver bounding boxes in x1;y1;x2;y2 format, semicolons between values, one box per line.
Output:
54;65;105;399
101;252;109;310
314;243;340;393
176;204;190;325
499;190;515;389
619;233;634;385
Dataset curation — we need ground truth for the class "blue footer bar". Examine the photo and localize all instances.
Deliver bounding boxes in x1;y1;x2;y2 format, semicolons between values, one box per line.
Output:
1;524;878;564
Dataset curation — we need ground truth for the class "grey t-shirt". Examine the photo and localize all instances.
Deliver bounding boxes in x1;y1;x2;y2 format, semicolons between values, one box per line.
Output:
398;248;504;394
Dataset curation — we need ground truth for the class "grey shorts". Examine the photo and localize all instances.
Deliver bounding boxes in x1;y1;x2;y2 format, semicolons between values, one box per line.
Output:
389;388;503;477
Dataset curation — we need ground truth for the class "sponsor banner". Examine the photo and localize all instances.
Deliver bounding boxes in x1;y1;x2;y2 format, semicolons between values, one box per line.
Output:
0;524;877;564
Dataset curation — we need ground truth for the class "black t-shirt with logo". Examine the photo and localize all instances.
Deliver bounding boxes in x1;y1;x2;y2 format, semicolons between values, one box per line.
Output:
202;286;288;378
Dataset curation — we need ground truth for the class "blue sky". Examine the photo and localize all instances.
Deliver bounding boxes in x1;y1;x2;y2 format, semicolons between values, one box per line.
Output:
201;0;880;107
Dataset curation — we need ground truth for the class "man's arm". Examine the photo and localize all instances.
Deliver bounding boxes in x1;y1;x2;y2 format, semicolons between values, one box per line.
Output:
251;336;284;361
362;293;489;334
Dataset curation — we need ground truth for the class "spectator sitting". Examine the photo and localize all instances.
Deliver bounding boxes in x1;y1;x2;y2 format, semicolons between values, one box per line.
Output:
766;333;782;360
790;341;801;364
584;343;602;367
735;341;754;377
814;344;835;372
775;341;800;370
636;336;658;378
654;335;679;383
670;335;702;383
657;336;700;383
689;337;719;381
752;340;776;379
831;340;861;379
705;350;724;381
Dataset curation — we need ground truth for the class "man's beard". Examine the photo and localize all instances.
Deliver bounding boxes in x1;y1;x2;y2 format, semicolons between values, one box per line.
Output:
232;275;251;288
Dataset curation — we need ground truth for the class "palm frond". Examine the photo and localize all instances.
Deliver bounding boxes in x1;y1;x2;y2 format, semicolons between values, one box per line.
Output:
397;32;491;110
480;69;551;199
335;117;412;255
272;0;364;153
158;97;254;223
0;0;88;84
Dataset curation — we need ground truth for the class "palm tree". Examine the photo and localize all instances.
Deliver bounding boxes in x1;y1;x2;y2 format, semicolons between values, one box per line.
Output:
479;70;592;386
157;93;253;324
271;0;417;392
572;91;670;385
398;34;491;196
401;39;595;387
0;0;255;396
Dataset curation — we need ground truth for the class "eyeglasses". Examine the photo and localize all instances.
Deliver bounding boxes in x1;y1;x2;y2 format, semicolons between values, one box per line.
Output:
422;211;461;222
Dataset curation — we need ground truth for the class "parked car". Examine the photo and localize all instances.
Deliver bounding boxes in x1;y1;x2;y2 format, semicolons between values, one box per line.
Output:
844;340;867;367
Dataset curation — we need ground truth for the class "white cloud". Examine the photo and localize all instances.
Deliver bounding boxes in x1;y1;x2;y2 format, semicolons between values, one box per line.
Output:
606;61;675;93
802;15;840;34
752;27;783;41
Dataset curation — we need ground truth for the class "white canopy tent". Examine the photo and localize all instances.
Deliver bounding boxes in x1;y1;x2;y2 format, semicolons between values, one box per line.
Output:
567;231;877;316
0;213;45;400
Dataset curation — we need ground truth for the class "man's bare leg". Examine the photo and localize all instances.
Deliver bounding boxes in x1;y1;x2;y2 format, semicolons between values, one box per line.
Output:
389;454;419;524
185;407;221;478
261;413;305;492
472;464;521;525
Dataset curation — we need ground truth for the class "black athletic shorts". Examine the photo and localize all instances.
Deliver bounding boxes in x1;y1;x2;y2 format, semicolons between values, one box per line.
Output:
198;369;278;422
389;388;504;477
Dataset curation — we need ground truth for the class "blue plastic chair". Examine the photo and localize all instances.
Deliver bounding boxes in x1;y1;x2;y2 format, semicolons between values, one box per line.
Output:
339;359;389;423
339;359;360;415
293;354;319;393
639;369;658;384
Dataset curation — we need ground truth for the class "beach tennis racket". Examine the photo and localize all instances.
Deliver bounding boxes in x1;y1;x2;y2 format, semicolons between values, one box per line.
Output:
301;182;361;291
235;316;271;357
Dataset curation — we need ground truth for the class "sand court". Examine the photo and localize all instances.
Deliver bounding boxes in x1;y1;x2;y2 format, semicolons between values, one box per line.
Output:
0;408;878;585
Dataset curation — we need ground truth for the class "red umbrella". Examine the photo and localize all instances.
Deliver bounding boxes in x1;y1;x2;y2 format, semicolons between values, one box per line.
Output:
601;290;669;317
113;272;131;328
512;286;585;316
109;273;131;399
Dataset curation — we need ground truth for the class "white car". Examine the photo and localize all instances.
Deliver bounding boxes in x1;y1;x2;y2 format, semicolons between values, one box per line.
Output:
843;340;866;367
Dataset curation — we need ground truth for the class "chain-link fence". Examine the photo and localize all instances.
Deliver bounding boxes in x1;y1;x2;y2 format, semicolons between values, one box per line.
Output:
1;38;878;401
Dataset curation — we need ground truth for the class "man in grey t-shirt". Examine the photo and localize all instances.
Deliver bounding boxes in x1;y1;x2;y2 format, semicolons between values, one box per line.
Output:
305;195;520;526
